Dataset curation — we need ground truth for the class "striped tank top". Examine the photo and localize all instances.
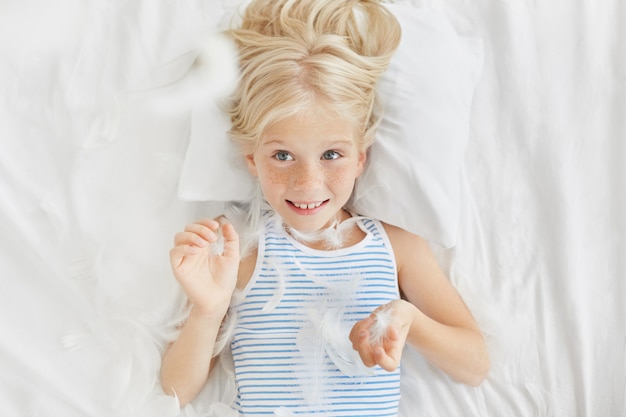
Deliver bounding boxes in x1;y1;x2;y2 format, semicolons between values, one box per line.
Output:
230;214;402;416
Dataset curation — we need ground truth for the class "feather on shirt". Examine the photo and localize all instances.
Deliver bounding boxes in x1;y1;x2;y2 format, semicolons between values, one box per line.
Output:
230;214;402;416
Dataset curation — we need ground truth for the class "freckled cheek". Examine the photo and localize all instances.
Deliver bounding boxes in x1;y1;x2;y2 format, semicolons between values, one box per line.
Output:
259;164;357;190
261;165;290;187
327;166;358;188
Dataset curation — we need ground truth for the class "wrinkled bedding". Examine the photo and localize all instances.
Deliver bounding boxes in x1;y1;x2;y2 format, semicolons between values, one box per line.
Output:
1;0;624;416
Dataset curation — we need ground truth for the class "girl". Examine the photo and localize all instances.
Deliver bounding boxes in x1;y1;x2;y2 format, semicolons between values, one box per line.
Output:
161;0;489;415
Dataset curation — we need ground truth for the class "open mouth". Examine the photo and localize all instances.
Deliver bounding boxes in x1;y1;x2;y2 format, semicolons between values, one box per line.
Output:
288;200;328;210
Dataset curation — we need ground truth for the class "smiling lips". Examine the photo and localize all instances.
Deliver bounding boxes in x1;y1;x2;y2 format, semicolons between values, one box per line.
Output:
289;200;327;210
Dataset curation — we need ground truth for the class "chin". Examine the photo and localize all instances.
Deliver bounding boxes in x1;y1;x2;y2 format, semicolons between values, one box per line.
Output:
285;221;325;234
281;216;332;234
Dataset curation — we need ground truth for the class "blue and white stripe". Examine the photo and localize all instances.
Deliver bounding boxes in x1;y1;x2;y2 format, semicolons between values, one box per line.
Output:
230;215;402;416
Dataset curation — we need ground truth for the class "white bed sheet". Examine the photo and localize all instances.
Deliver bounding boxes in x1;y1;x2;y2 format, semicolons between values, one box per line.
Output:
1;0;624;416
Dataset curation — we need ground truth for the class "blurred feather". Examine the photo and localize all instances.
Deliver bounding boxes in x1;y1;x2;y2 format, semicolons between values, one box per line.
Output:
136;32;238;115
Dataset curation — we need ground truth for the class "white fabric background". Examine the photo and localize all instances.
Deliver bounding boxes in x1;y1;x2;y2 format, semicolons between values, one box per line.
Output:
0;0;624;416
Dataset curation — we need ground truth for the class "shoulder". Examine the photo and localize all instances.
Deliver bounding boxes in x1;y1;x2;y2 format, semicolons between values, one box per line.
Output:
381;222;429;259
380;222;444;290
381;221;419;241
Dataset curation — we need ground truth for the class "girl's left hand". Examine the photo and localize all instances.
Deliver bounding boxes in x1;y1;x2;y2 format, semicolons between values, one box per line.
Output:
349;299;416;372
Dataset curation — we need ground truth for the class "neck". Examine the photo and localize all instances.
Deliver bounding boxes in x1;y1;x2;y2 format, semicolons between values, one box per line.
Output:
281;212;364;250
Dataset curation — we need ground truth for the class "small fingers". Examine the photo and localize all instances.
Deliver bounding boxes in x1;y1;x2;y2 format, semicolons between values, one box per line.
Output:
351;316;402;372
349;317;372;345
169;244;200;269
170;220;218;267
185;220;220;240
220;222;240;258
173;231;210;250
193;218;221;231
174;220;220;247
372;346;399;372
374;326;402;372
350;318;377;368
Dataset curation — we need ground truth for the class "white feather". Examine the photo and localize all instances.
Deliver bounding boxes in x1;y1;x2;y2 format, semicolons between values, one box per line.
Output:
368;306;394;346
273;407;296;416
224;185;266;259
290;257;374;408
262;259;287;313
137;32;238;115
285;215;367;250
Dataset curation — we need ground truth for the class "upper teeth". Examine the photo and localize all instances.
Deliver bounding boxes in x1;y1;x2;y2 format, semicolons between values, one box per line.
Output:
293;202;323;209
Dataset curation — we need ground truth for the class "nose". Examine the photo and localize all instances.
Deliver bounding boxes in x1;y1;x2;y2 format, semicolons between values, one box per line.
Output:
291;161;323;191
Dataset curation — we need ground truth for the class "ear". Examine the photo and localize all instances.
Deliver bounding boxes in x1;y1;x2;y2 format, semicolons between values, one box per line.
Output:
245;153;259;177
355;148;368;178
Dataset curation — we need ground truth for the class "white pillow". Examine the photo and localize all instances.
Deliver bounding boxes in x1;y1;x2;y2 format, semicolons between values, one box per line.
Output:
177;3;483;248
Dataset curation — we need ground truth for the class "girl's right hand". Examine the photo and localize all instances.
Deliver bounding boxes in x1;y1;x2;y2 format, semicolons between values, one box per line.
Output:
169;219;240;316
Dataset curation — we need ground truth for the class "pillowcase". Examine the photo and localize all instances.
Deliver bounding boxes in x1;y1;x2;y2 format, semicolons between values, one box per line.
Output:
177;3;483;248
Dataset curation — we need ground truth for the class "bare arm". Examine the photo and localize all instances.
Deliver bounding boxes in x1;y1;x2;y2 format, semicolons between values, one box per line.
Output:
161;308;226;406
160;219;240;407
351;224;490;386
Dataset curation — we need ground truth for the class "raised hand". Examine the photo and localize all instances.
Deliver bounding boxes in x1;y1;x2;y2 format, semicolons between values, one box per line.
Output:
349;299;415;372
169;218;240;316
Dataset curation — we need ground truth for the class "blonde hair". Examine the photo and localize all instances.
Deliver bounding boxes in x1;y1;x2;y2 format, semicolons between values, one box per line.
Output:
226;0;401;153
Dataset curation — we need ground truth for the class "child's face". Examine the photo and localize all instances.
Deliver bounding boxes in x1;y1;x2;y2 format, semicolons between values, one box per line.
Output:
246;109;367;233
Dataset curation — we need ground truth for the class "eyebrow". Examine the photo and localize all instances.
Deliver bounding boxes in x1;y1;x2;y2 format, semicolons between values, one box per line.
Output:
261;138;355;147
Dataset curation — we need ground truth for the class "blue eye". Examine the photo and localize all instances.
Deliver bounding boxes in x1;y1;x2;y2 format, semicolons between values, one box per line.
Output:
274;151;293;161
322;150;341;160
